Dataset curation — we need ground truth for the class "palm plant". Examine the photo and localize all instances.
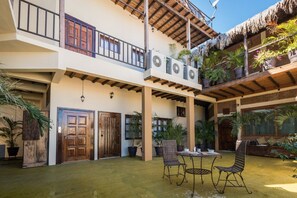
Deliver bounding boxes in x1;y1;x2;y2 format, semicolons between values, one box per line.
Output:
275;104;297;127
163;122;186;149
226;47;244;69
0;116;22;148
195;120;215;150
0;72;49;135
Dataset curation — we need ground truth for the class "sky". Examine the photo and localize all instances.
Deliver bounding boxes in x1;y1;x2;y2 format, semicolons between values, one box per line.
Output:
192;0;281;33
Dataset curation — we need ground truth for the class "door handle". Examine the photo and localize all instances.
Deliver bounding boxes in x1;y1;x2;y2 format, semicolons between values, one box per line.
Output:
101;134;103;137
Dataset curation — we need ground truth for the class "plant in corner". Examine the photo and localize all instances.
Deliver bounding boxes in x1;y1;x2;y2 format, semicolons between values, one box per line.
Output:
0;116;23;157
127;111;142;157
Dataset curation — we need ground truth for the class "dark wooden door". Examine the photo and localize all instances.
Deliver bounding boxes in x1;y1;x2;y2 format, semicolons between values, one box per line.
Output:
218;120;237;151
99;112;121;158
62;111;91;162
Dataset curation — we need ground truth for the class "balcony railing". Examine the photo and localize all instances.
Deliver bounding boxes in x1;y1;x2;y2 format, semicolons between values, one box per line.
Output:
16;0;145;69
179;0;212;24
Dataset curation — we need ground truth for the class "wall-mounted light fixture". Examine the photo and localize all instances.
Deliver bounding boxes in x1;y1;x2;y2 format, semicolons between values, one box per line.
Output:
110;92;114;99
81;80;85;102
151;25;155;32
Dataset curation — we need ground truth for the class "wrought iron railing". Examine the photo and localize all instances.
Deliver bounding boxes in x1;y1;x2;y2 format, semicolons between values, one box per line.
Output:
179;0;212;24
18;0;60;41
16;0;145;69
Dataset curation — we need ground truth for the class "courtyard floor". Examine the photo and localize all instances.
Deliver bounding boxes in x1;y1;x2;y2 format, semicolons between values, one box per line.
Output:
0;152;296;198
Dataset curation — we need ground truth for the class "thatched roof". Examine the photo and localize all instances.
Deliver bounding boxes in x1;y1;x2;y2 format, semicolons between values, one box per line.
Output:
195;0;297;55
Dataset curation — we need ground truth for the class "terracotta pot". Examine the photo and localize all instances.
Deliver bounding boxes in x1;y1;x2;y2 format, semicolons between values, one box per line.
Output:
262;57;277;71
234;67;243;79
288;49;297;63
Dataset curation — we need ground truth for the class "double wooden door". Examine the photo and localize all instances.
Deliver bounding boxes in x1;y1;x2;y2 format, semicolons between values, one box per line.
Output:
99;112;121;158
58;109;94;163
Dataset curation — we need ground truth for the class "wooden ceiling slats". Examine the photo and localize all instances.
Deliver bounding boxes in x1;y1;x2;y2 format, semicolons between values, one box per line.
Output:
253;80;266;91
239;84;255;93
229;87;244;95
92;77;100;83
268;76;280;88
286;71;297;84
111;0;217;47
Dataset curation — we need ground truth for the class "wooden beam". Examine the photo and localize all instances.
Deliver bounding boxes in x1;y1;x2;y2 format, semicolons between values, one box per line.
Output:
268;76;279;88
219;89;235;96
144;0;149;69
110;82;120;87
101;80;110;85
253;80;266;91
171;26;186;39
155;92;168;97
168;82;176;87
131;0;142;15
187;88;195;92
128;86;138;91
154;0;213;38
157;14;175;31
210;91;227;98
149;5;163;20
123;0;132;10
175;84;183;89
229;87;244;95
287;71;297;84
92;77;99;83
168;21;186;37
120;84;128;89
163;18;181;34
69;72;75;78
152;10;170;26
239;84;255;93
161;93;172;98
182;86;189;90
153;78;161;83
81;75;88;80
136;88;142;93
161;80;169;85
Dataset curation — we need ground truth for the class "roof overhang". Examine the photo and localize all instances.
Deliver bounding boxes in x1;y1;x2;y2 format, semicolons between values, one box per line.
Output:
201;62;297;101
111;0;218;48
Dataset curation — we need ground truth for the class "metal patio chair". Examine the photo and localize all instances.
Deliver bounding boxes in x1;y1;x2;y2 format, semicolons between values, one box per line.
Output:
162;140;186;184
213;140;252;194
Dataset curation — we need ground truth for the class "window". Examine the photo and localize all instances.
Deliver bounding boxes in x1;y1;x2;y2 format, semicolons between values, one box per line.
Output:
125;114;142;140
132;48;144;66
65;14;95;57
99;34;120;53
153;118;171;134
177;106;186;117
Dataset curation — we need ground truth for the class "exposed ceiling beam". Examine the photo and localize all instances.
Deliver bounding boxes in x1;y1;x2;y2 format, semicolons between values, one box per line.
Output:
287;71;297;84
101;80;110;85
81;75;88;80
253;80;266;91
110;82;120;87
210;91;226;98
268;76;280;88
6;72;52;84
239;84;255;93
229;87;244;95
123;0;132;10
128;86;138;91
219;89;235;96
120;84;129;89
92;77;100;83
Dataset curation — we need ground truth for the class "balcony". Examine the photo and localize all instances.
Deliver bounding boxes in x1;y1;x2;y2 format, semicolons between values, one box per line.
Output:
14;0;203;94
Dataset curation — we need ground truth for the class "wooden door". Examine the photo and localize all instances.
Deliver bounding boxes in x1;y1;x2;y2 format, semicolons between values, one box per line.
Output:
99;112;121;158
218;120;237;151
61;110;92;162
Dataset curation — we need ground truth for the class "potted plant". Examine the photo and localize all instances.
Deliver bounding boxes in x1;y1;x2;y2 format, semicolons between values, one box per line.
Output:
127;111;142;157
226;47;245;79
253;49;278;71
0;116;23;157
178;49;201;67
164;122;186;151
264;17;297;63
205;66;230;85
153;131;164;156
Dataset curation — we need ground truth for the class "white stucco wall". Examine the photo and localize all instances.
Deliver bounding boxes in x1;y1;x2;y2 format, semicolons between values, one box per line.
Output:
48;76;204;165
12;0;184;57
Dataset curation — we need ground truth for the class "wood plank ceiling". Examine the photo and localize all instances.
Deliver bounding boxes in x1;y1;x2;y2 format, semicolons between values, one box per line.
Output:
201;62;297;101
65;71;196;102
110;0;218;48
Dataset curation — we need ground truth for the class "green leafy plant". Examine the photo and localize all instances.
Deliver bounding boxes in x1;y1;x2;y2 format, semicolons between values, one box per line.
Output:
253;49;278;68
205;67;230;84
177;49;201;65
275;104;297;127
195;120;215;148
200;50;223;79
0;72;49;135
226;47;244;69
128;111;142;147
163;122;186;146
0;116;22;148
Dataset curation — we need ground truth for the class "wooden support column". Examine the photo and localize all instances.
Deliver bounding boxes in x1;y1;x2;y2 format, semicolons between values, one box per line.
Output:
186;96;195;151
144;0;149;69
186;19;191;50
244;34;249;76
59;0;65;48
142;86;152;161
236;98;242;149
213;103;219;151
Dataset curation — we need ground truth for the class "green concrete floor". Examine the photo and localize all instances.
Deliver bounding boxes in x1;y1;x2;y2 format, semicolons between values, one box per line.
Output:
0;153;296;198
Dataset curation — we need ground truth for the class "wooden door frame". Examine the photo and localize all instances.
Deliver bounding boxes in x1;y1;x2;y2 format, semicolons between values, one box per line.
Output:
98;111;122;159
56;108;95;164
